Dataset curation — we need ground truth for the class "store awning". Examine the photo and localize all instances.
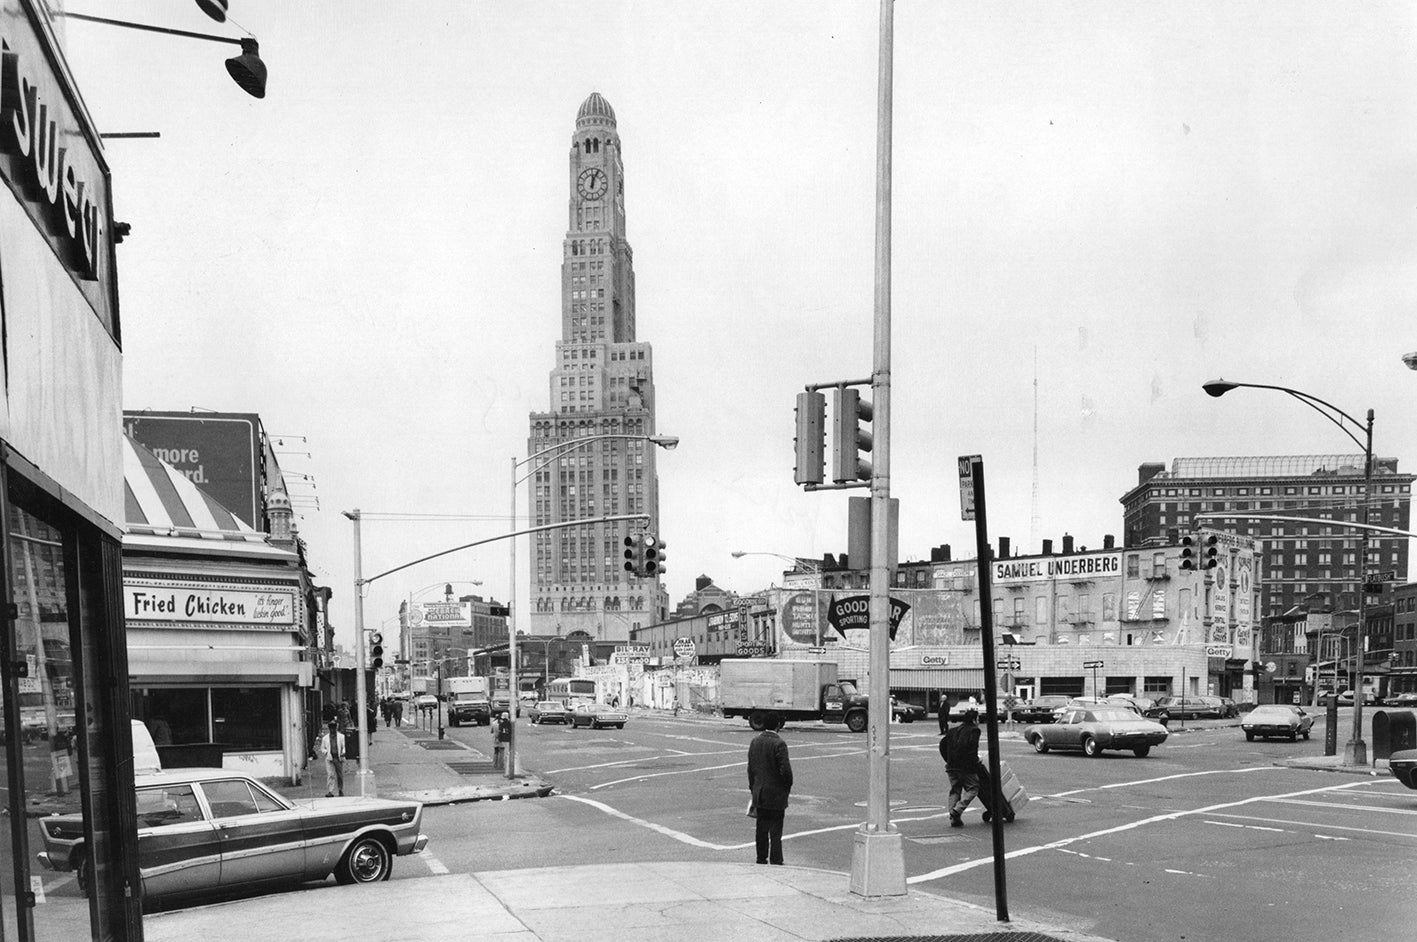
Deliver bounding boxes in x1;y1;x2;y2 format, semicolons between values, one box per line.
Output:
123;435;264;542
890;667;986;690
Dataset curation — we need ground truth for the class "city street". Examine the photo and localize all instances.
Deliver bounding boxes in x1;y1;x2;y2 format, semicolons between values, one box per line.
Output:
412;710;1417;942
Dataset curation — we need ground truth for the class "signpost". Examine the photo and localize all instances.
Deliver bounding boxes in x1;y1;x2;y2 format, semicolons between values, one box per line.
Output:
672;637;696;660
1083;659;1104;698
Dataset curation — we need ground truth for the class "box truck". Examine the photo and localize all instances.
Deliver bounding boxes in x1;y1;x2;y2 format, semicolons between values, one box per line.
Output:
719;659;870;732
446;676;491;726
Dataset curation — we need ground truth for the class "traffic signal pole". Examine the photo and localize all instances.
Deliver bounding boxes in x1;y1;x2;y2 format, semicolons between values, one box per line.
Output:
343;509;375;797
848;0;906;898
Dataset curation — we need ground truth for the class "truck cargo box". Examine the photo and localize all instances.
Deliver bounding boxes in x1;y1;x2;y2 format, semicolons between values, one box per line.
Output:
719;660;837;713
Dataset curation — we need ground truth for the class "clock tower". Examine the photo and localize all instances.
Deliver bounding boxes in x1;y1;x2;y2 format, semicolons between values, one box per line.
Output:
527;93;667;641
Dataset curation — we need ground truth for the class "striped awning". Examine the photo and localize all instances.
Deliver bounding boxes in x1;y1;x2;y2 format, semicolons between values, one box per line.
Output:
123;435;264;542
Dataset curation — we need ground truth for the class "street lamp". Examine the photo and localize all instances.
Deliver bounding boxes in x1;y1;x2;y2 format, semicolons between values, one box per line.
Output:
507;432;678;779
52;10;268;98
1204;378;1375;766
730;550;822;573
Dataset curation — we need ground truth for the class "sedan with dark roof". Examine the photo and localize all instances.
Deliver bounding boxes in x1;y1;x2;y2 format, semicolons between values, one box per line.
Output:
37;769;427;908
1391;749;1417;789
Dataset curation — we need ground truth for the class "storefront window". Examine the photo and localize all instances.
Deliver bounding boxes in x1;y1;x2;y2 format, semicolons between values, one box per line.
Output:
5;497;88;938
133;686;282;752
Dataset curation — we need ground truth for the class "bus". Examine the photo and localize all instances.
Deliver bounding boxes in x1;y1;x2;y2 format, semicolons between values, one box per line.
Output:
545;677;598;707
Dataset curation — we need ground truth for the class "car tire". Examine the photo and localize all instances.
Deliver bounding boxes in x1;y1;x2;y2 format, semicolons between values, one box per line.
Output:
1133;746;1151;757
845;711;868;733
1301;730;1310;740
1289;731;1298;742
1082;736;1101;758
1245;731;1255;741
1031;736;1049;754
901;714;914;723
615;724;624;730
75;854;91;898
335;836;392;885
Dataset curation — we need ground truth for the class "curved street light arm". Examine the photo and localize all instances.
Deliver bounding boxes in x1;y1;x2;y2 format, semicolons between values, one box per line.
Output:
359;513;648;588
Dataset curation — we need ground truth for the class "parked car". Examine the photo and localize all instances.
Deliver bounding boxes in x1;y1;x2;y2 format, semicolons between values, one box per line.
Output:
36;769;427;907
1024;706;1169;758
569;702;628;729
527;701;570;725
1390;748;1417;789
1240;704;1313;741
889;697;926;723
412;694;439;714
1011;695;1073;724
1106;695;1171;725
1383;692;1417;708
1336;689;1377;706
1153;695;1227;720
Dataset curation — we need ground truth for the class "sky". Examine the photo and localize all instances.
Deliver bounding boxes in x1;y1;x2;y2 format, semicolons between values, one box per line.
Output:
53;1;1417;648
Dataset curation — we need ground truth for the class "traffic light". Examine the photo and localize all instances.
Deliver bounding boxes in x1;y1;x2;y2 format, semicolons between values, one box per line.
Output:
1203;534;1219;569
623;535;641;575
368;632;384;670
1179;534;1196;570
831;387;873;484
643;535;666;576
794;391;825;486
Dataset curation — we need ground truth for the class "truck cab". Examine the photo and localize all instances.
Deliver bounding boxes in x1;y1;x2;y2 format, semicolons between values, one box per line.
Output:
822;680;868;731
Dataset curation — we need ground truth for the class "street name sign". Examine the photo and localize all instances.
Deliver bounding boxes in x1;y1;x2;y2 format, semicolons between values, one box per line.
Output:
1082;659;1104;669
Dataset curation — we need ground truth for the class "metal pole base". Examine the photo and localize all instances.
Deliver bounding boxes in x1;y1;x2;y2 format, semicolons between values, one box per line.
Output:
849;827;906;897
1342;738;1368;766
354;769;378;799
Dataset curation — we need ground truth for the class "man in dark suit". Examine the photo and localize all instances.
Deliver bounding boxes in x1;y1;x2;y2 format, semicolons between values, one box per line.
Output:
747;711;793;865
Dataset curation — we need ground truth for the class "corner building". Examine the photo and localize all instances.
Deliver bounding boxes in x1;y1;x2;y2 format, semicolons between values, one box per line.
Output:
527;93;667;641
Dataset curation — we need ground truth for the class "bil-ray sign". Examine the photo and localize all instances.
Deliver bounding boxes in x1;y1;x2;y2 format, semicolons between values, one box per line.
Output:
992;552;1121;584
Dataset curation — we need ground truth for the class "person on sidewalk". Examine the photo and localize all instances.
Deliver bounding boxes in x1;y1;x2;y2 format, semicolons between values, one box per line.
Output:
318;721;347;797
492;712;511;770
941;705;986;827
392;696;404;728
747;711;793;865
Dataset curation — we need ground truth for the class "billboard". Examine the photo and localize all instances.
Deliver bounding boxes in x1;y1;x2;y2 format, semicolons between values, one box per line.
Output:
124;412;263;529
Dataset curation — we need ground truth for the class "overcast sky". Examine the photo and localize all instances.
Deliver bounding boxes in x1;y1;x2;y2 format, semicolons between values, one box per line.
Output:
57;1;1417;647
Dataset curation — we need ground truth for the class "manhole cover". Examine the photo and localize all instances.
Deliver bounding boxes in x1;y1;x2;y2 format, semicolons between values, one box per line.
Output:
416;740;465;751
445;761;495;775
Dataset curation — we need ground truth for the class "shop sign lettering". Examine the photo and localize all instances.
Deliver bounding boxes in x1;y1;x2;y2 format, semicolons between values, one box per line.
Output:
124;583;295;628
992;552;1121;584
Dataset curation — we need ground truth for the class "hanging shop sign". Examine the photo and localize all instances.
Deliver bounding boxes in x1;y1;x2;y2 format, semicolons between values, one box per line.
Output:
826;595;909;640
124;580;296;629
992;552;1121;584
0;4;115;327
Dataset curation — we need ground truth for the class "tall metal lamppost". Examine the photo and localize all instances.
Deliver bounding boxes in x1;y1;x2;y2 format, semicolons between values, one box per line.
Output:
730;550;823;581
1204;378;1374;765
507;433;678;779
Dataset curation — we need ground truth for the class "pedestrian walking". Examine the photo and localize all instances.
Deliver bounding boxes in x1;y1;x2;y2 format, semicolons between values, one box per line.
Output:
941;704;986;826
381;697;393;728
318;721;346;797
746;711;792;865
392;697;404;728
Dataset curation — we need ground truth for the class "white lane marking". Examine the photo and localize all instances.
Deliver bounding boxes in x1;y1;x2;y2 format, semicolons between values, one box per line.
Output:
1205;811;1417;839
1315;834;1350;841
589;749;863;790
907;778;1373;885
1204;820;1286;832
1050;766;1278;798
558;794;738;849
546;749;739;774
1267;798;1417;816
419;851;450;875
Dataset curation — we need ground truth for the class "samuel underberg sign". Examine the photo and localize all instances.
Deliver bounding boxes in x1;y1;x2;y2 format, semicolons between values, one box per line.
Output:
992;553;1121;584
826;595;910;641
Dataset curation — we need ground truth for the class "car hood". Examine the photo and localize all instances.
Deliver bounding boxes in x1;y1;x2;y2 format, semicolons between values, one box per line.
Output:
1390;749;1417;762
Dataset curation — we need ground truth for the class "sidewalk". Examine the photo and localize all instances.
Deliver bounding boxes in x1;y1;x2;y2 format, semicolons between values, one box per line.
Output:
271;719;553;805
142;861;1117;942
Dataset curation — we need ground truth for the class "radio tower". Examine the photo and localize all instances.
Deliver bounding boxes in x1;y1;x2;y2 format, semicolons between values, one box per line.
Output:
1029;346;1041;553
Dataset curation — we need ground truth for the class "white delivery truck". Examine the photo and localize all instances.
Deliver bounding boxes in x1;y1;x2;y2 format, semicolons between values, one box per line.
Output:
719;659;870;732
446;676;491;726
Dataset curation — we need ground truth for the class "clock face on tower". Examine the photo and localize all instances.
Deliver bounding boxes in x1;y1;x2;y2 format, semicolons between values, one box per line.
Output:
577;167;608;200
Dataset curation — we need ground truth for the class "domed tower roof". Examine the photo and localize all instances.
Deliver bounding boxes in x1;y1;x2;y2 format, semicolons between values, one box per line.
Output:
576;92;617;129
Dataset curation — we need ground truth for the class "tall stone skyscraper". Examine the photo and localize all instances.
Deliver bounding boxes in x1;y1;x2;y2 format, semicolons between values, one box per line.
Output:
527;93;668;641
